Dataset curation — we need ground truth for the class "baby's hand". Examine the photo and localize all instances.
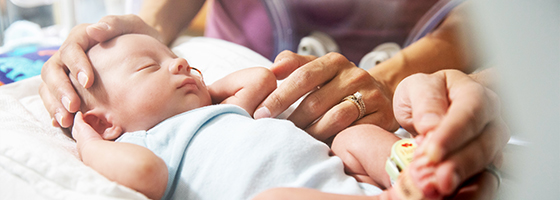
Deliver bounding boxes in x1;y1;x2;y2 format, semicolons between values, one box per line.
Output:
72;112;104;150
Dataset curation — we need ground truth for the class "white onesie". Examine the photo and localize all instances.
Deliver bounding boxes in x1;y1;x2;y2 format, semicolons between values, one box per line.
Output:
117;104;381;200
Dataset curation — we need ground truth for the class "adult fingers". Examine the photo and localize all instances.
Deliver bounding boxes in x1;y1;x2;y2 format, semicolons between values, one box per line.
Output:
278;52;398;139
259;51;398;141
433;119;509;195
64;15;160;89
69;15;159;89
41;15;160;128
268;50;317;80
41;22;99;127
396;70;510;197
86;14;162;43
448;171;499;200
304;75;398;140
292;63;371;131
255;52;349;119
304;100;358;141
418;70;501;163
41;52;81;127
38;81;72;127
57;23;97;89
393;72;449;137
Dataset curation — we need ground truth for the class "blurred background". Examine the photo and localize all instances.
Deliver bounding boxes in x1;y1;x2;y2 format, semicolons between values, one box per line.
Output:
0;0;207;46
0;0;558;199
470;0;559;199
0;0;206;85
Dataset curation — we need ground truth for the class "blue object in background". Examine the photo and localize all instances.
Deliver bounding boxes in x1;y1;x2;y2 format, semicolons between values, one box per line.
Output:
0;45;58;85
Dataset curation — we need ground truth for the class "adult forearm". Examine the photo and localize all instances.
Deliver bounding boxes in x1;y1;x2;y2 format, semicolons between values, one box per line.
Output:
139;0;206;45
368;4;473;96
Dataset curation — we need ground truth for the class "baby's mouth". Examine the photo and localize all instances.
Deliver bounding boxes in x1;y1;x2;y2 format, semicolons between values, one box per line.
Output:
177;78;197;89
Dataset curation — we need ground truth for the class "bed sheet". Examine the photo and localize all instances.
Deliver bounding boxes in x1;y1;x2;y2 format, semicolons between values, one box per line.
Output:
0;37;272;199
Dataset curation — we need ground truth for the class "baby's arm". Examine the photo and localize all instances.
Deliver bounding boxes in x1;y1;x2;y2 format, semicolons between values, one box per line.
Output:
209;67;277;115
330;124;400;190
72;112;167;200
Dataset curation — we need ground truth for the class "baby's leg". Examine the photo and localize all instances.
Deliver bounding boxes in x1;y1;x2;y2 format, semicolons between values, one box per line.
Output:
331;124;400;189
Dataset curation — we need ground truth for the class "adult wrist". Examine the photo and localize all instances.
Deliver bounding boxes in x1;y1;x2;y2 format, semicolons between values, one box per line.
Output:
367;52;408;98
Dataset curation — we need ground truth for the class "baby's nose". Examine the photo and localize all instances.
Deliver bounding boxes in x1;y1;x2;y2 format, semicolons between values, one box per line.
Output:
169;58;191;75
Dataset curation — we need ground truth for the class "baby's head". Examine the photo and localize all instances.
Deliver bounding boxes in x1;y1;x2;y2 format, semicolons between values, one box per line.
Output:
71;34;212;140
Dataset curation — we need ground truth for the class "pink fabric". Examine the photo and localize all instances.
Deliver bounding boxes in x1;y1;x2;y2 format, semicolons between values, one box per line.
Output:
282;0;439;63
205;0;274;60
204;0;439;62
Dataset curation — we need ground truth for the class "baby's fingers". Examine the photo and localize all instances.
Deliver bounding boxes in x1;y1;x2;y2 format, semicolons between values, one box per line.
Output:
72;112;103;143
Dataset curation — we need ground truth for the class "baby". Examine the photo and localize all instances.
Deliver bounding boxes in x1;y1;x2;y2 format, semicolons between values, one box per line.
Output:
70;34;416;200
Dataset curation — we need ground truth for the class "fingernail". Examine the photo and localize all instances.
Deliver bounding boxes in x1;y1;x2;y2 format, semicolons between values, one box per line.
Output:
254;107;271;119
420;113;441;129
55;112;64;127
61;96;71;111
89;22;109;31
78;72;89;88
51;118;61;127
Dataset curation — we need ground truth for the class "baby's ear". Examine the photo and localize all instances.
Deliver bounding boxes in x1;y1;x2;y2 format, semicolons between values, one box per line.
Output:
82;111;123;140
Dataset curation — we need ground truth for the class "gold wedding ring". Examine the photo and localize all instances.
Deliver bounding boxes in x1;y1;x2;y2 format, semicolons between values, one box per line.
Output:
342;91;366;121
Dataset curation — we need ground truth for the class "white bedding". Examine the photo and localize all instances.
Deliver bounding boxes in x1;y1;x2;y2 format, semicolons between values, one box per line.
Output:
0;37;272;199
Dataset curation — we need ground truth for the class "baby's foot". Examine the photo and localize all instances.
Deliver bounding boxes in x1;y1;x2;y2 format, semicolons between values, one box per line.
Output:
393;166;442;200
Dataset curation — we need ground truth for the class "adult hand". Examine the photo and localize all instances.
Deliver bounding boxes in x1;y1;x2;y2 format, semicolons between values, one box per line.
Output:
254;51;399;142
393;69;509;197
40;15;161;128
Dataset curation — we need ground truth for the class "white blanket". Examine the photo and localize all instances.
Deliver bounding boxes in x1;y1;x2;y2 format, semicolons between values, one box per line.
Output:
0;37;272;199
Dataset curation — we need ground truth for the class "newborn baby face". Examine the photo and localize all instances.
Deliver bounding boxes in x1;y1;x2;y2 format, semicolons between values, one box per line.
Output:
89;34;212;132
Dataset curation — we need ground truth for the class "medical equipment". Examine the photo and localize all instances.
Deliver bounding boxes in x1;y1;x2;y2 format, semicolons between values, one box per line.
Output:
385;138;417;185
262;0;465;69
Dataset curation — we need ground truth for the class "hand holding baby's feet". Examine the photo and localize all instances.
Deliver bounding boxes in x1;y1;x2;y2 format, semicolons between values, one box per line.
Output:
412;137;463;198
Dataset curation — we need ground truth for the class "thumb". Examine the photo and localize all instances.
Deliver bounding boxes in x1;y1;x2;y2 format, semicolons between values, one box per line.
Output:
393;73;448;136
